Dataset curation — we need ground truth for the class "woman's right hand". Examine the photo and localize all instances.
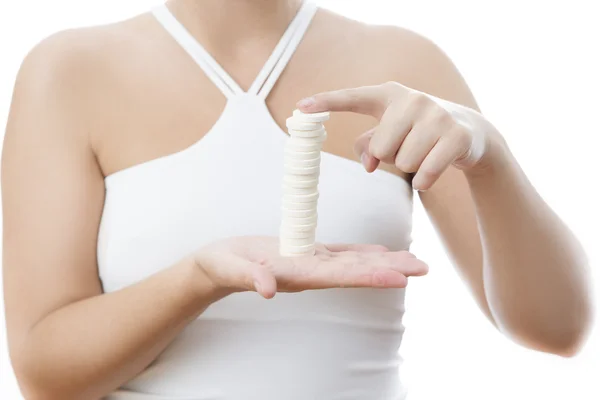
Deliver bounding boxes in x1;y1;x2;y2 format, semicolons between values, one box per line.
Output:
193;236;428;299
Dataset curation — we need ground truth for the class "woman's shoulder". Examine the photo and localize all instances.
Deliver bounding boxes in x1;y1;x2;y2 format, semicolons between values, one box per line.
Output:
6;13;166;175
315;8;464;95
19;13;159;91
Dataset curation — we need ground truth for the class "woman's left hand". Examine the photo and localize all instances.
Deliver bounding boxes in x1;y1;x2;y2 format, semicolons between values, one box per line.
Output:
297;81;504;191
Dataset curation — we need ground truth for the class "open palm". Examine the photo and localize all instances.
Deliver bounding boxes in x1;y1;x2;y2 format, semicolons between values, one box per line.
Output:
194;236;428;299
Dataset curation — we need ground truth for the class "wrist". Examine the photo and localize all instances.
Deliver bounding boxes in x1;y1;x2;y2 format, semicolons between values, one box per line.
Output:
176;256;231;306
464;127;511;182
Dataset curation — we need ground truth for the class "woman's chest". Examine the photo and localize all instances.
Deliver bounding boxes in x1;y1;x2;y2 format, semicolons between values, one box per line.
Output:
90;16;410;183
98;127;414;293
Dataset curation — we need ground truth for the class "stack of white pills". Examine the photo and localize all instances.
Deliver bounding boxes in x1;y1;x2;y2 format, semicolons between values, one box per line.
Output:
279;109;330;257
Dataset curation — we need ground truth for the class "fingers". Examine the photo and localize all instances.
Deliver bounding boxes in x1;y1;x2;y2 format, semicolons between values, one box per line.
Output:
411;135;459;191
393;121;440;174
323;243;389;253
296;83;395;119
313;265;410;289
354;128;380;173
290;249;428;290
330;250;427;277
383;251;429;276
368;103;414;164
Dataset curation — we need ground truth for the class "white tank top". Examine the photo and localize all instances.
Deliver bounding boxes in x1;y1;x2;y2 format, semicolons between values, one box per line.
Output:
98;2;414;399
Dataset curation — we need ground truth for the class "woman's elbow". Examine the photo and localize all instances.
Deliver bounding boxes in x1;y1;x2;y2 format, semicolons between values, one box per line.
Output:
521;305;593;358
10;349;88;400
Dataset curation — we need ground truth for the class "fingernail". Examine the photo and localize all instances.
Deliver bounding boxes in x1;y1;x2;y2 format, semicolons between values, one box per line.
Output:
360;153;369;169
297;97;315;108
253;280;262;293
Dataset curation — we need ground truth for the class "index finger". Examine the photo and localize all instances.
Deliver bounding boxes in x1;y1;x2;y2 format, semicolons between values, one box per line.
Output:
296;84;393;119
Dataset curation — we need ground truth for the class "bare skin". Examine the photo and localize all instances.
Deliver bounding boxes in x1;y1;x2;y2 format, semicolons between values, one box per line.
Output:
2;0;593;399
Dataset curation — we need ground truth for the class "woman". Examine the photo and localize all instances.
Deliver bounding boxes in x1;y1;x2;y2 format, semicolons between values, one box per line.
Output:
2;0;592;399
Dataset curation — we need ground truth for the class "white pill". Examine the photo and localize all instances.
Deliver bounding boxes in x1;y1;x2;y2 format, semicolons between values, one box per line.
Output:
283;174;319;183
279;247;316;257
284;164;320;175
280;243;316;253
282;191;319;202
280;221;317;231
280;239;316;249
281;222;317;232
279;228;317;238
279;230;316;239
282;185;318;194
281;200;319;210
282;179;319;187
286;118;322;131
285;143;323;154
281;208;317;218
281;196;319;210
284;171;319;180
293;109;330;123
282;182;319;191
281;214;318;226
288;127;326;138
282;180;319;189
281;236;316;247
285;143;323;152
283;157;321;167
282;209;318;219
280;247;316;257
284;148;321;159
281;187;318;196
282;187;318;195
288;135;327;144
284;143;323;154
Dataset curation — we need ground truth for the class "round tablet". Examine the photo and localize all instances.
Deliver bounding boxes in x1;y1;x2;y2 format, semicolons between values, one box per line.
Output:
281;191;319;202
279;244;316;255
285;144;323;153
282;185;318;195
283;157;321;167
281;237;316;247
283;171;319;180
281;207;317;218
293;109;330;123
284;164;320;175
281;199;319;210
280;250;315;257
288;128;326;138
286;118;323;131
282;179;319;189
280;222;317;232
288;135;326;144
279;230;316;239
284;148;321;159
281;214;318;226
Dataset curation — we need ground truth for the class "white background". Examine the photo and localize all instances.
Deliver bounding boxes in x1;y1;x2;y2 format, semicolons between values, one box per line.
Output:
1;0;598;399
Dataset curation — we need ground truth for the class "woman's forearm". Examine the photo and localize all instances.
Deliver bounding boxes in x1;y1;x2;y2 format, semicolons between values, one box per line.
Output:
12;257;219;400
465;140;593;356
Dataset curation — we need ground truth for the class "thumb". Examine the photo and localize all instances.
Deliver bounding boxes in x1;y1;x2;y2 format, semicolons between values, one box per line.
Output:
248;263;278;299
354;128;380;173
200;253;278;299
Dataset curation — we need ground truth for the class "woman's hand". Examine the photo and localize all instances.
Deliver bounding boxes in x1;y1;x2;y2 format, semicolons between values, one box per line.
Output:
297;82;505;191
193;236;428;299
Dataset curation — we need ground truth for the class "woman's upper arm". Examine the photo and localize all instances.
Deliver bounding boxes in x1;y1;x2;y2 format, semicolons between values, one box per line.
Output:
2;32;106;356
394;31;496;323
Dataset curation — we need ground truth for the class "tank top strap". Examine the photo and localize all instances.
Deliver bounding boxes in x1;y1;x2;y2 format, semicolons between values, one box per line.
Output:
247;1;318;99
152;5;244;99
152;2;318;100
